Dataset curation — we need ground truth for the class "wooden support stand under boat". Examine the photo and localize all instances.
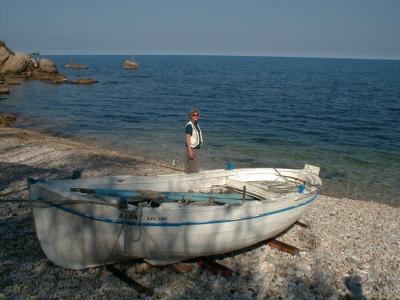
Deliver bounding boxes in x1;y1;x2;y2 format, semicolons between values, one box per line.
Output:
266;221;309;255
133;262;153;273
267;239;300;256
106;259;232;294
173;262;192;273
196;259;233;277
295;220;310;228
127;258;236;279
106;265;154;296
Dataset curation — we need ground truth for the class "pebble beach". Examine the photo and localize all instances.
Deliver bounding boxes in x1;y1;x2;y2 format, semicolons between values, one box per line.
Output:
1;126;399;299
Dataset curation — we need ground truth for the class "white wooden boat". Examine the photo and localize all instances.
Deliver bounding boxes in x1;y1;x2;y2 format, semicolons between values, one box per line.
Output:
28;165;321;269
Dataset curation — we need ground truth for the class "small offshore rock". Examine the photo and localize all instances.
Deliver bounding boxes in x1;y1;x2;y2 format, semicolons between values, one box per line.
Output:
50;78;68;84
0;112;17;126
64;63;88;69
69;78;98;84
32;72;67;83
0;86;9;95
5;78;22;85
122;60;139;69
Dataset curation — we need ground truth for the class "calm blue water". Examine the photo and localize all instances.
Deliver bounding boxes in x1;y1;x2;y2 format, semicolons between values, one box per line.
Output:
1;55;399;203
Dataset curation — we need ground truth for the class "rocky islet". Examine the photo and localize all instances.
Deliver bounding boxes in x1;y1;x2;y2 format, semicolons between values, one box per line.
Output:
0;41;66;86
0;41;99;90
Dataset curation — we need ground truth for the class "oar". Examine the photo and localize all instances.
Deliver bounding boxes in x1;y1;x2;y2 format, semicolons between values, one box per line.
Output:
70;188;255;203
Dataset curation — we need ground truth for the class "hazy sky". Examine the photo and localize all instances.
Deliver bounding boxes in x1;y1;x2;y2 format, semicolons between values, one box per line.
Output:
1;0;399;59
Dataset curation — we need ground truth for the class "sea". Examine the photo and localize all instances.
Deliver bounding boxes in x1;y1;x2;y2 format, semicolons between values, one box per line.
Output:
1;55;399;203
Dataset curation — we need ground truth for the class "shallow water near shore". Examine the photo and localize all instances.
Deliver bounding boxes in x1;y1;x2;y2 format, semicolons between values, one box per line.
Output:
1;55;400;203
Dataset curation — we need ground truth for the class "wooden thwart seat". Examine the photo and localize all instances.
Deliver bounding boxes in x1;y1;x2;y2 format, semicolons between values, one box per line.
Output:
225;179;278;200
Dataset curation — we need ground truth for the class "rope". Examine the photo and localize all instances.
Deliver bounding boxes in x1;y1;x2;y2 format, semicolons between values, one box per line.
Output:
104;204;143;261
105;212;127;262
0;198;120;207
104;202;196;284
0;187;29;197
274;168;288;182
141;226;195;280
124;205;143;242
252;169;303;194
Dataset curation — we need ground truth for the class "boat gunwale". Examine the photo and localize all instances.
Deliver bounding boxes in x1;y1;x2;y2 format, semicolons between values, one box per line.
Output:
46;167;321;188
32;187;318;227
30;166;321;225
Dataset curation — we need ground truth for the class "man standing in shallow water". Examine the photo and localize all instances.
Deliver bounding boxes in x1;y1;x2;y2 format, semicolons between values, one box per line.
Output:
185;108;203;173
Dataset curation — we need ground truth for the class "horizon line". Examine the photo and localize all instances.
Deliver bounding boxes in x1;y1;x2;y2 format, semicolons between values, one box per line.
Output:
31;52;400;61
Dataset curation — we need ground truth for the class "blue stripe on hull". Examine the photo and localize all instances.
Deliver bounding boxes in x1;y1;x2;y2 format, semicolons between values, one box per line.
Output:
40;194;317;227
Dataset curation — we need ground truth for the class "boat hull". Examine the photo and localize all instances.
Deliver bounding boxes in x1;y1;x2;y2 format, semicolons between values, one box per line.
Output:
29;168;320;269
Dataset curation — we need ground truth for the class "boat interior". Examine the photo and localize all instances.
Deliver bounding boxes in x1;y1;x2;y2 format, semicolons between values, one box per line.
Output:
34;167;321;208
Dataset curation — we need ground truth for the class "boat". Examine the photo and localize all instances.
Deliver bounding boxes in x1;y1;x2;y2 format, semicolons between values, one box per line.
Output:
28;165;322;270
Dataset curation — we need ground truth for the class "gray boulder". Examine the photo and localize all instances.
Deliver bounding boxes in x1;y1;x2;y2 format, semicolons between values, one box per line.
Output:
39;59;58;73
0;46;11;65
0;40;13;65
0;52;29;74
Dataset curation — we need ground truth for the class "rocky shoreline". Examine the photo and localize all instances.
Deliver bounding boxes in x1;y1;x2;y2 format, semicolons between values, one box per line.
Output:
1;126;399;299
0;41;66;89
0;41;100;94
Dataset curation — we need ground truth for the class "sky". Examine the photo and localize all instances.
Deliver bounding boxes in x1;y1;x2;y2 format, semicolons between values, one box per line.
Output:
1;0;400;59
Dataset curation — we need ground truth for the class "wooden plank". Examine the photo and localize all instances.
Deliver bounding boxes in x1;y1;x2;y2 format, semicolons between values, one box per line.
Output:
267;239;300;256
106;265;154;296
295;221;310;229
225;179;276;200
173;262;192;273
134;262;152;273
196;259;233;277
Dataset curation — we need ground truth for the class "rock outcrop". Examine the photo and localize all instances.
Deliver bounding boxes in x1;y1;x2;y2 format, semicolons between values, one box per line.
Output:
0;87;9;95
64;63;88;69
122;59;139;69
31;72;66;83
0;40;67;87
0;112;16;126
0;52;29;74
0;73;6;94
68;78;98;84
0;42;12;65
5;78;23;85
0;41;103;90
38;59;58;73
